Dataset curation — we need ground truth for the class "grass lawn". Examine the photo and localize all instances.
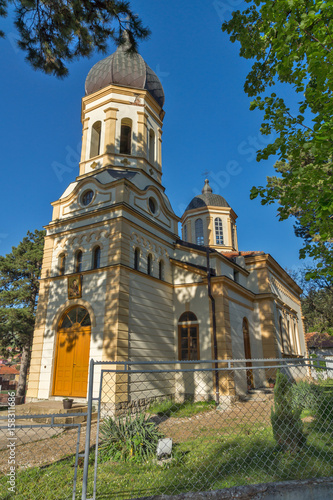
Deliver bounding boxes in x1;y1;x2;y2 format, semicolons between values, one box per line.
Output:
2;396;333;500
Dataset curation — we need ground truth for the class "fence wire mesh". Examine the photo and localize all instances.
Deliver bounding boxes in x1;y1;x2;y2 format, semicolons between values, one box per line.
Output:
0;412;87;500
89;358;333;499
0;358;332;500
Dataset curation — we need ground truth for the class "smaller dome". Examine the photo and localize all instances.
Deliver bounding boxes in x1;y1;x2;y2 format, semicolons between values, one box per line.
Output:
185;179;230;211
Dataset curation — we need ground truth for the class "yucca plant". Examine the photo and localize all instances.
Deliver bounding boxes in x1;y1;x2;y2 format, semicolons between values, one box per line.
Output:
100;411;164;463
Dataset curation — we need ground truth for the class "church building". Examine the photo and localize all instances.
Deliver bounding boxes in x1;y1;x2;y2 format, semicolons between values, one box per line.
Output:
26;38;306;404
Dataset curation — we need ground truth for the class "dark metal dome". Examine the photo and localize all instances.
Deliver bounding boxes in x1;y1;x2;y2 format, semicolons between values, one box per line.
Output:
85;41;165;108
185;179;230;211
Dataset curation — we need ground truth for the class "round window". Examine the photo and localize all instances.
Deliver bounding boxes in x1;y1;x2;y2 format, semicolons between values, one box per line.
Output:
149;197;157;214
81;190;94;206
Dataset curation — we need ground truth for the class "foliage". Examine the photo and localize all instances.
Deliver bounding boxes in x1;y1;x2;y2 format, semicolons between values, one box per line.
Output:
290;380;321;412
288;266;333;334
270;371;306;450
147;398;216;418
0;229;45;396
0;1;150;77
222;1;333;277
99;412;163;463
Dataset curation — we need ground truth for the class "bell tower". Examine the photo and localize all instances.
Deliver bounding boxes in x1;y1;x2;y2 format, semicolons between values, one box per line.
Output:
79;36;165;186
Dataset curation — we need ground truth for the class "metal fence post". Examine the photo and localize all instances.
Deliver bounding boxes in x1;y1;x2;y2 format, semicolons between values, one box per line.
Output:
82;358;94;500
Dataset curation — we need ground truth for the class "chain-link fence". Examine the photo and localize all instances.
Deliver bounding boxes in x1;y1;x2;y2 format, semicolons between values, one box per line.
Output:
0;358;332;500
88;358;333;499
0;410;89;500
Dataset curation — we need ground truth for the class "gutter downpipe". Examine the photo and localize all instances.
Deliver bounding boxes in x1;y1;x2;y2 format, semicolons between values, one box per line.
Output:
207;247;220;405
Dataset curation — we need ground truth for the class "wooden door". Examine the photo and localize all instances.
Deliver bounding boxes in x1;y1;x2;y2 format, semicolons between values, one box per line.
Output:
53;307;91;398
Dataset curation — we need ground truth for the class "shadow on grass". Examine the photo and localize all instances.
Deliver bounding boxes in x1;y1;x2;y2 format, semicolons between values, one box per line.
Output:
91;430;333;500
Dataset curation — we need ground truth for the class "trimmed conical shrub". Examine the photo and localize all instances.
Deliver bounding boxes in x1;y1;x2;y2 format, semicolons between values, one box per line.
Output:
271;370;306;451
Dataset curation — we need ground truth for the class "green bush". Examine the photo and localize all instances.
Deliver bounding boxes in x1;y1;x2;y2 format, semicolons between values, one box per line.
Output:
290;380;322;413
100;411;164;463
271;371;306;451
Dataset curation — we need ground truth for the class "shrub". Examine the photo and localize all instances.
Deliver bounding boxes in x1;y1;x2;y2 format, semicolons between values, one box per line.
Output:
290;380;322;413
100;412;164;463
270;371;306;451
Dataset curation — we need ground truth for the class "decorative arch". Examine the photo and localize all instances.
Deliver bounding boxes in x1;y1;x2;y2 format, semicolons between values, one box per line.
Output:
51;300;96;331
178;312;199;361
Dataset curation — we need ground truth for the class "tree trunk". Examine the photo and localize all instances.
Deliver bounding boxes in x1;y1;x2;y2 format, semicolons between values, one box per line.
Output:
16;342;31;402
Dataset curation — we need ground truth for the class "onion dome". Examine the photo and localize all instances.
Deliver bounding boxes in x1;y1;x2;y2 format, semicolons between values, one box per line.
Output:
85;35;165;108
185;179;230;211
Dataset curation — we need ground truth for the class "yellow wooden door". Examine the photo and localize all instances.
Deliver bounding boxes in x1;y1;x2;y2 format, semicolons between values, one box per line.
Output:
53;322;91;397
71;327;91;397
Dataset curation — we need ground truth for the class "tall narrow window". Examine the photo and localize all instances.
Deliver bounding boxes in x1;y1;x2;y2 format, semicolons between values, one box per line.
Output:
279;316;285;353
75;250;83;273
178;312;199;361
242;318;253;389
147;254;152;275
215;217;224;245
120;119;132;154
90;121;101;158
195;218;204;246
286;318;292;353
183;224;188;242
134;248;140;270
231;223;235;248
159;260;164;280
59;254;66;276
149;129;155;163
93;246;101;269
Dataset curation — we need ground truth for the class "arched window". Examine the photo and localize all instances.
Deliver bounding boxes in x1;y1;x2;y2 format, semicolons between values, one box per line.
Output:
183;224;188;242
59;306;91;329
90;121;102;158
195;218;204;246
149;129;155;163
93;246;101;269
59;253;66;276
120;118;132;155
215;217;224;245
75;250;83;273
279;316;285;353
242;318;253;389
147;254;152;275
178;312;199;361
134;248;140;270
159;260;164;280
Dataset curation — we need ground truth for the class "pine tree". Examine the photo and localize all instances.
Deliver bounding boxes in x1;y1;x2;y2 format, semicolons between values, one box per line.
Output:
0;229;45;401
0;1;150;77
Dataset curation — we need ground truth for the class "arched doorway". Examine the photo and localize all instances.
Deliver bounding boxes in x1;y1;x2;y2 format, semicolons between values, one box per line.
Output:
53;306;91;398
243;318;254;390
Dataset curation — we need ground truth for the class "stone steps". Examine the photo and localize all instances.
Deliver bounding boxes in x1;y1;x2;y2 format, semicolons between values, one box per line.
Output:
2;400;98;425
239;388;274;402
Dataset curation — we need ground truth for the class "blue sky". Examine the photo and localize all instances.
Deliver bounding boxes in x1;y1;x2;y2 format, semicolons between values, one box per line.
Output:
0;0;308;271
